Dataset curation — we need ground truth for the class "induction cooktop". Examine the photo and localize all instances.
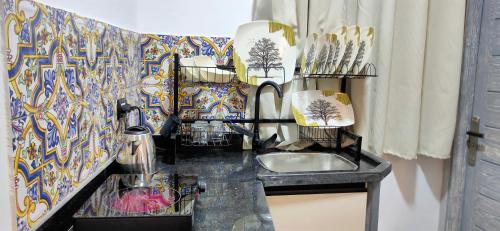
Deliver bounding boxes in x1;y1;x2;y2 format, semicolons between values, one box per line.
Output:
73;174;198;231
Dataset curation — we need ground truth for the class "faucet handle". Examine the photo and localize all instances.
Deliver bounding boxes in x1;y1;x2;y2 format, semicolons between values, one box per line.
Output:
228;122;278;151
227;122;254;137
259;133;278;150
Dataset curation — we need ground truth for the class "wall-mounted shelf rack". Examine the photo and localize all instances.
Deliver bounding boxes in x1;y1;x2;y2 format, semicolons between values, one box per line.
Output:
178;64;286;85
172;53;375;168
298;63;377;79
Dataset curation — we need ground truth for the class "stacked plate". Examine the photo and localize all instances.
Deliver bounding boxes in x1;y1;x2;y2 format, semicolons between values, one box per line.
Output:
180;55;233;83
301;25;374;76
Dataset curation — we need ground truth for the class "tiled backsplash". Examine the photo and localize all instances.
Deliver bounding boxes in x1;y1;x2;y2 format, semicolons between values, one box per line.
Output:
4;1;250;230
4;1;141;230
139;35;249;133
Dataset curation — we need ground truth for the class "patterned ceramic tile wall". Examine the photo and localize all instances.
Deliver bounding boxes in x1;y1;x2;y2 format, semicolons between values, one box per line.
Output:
140;35;249;133
3;0;250;230
3;1;141;230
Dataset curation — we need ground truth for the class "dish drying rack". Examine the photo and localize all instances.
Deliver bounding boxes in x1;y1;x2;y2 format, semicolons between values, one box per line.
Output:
172;53;376;166
177;64;287;84
173;54;294;151
178;119;237;147
297;62;377;79
295;60;376;156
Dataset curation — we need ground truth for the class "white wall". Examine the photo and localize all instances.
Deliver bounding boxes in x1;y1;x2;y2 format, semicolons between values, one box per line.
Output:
136;0;253;36
379;156;445;231
37;0;253;37
36;0;139;31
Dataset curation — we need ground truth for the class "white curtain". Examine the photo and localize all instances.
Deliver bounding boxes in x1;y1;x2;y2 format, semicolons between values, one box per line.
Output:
251;0;466;159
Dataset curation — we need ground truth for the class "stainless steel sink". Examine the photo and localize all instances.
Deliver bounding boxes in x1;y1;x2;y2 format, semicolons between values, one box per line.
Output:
256;152;358;173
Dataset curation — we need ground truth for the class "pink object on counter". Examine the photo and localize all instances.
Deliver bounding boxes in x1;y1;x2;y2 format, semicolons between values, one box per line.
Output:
111;188;173;213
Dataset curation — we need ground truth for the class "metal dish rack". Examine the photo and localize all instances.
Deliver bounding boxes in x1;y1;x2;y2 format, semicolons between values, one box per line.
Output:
179;120;235;147
297;62;377;79
294;60;376;164
172;53;376;167
173;54;291;149
178;63;286;85
298;125;340;146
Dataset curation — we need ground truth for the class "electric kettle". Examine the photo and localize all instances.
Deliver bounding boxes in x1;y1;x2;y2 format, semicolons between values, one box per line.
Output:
115;99;156;187
117;125;156;175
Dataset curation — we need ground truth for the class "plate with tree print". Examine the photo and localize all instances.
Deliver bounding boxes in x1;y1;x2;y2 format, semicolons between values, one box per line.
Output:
300;33;319;76
350;26;374;74
292;90;354;127
336;25;360;74
233;20;297;85
312;33;330;74
326;26;348;74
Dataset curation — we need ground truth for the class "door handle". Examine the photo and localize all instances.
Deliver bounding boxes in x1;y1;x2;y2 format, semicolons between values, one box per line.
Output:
466;116;484;166
466;131;484;138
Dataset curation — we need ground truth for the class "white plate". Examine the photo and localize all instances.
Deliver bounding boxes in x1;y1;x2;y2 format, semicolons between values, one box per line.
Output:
292;90;354;127
180;57;200;82
193;56;233;83
336;25;360;74
329;26;348;74
233;20;297;85
323;33;337;75
312;34;330;74
300;33;319;76
352;26;374;74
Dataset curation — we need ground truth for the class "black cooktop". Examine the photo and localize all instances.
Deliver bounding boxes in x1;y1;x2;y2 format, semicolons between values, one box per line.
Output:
73;174;198;231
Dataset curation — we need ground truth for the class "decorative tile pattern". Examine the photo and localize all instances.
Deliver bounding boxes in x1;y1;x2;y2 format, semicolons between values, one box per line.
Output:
140;35;249;133
5;1;250;230
4;1;141;230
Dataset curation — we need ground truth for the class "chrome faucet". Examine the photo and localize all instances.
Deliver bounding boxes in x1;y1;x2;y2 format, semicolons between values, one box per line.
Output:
252;81;283;150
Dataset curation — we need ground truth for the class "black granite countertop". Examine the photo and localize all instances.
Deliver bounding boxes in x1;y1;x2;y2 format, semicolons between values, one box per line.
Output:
155;149;391;231
157;151;273;231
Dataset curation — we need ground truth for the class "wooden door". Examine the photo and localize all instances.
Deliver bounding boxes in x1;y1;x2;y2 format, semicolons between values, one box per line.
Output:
461;0;500;229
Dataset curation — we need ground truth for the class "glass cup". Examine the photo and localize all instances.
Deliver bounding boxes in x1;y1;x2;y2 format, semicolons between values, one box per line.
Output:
209;121;225;141
191;121;209;145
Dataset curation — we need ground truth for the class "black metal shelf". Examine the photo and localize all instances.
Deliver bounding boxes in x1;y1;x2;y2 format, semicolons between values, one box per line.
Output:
178;64;286;85
178;60;377;85
177;65;238;85
297;63;377;79
172;53;370;167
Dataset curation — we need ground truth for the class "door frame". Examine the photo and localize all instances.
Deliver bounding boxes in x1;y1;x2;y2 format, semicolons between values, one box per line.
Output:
444;0;485;230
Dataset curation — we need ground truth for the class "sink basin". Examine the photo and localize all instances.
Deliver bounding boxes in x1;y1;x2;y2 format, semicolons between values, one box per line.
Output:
256;152;358;173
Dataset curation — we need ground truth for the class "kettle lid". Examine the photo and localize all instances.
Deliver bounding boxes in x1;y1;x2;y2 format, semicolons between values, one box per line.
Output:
124;126;149;135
